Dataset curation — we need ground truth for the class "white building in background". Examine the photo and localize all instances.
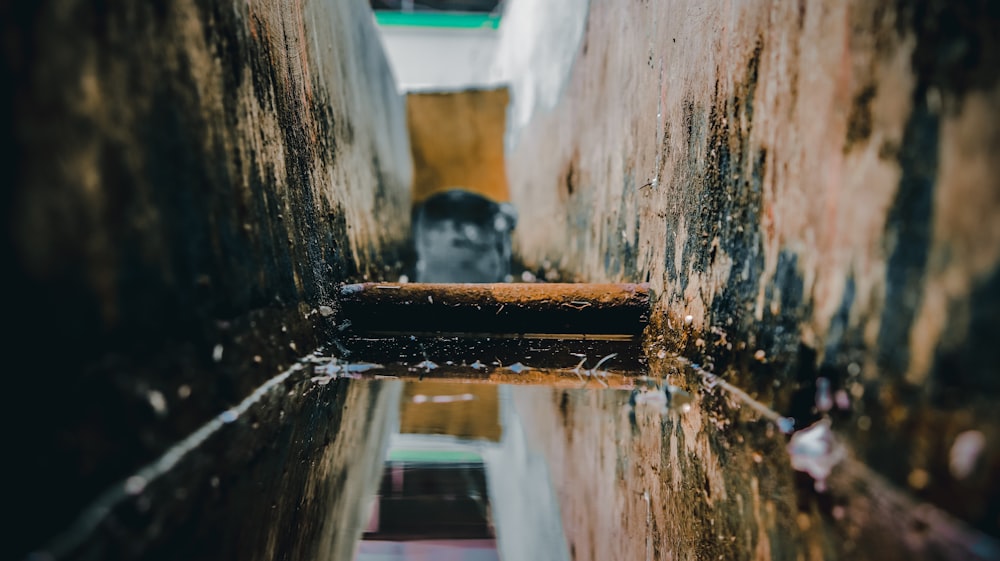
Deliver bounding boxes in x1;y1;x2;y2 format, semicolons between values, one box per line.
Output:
369;2;506;92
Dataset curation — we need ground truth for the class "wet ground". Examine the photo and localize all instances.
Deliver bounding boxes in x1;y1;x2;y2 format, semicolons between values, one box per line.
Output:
32;331;1000;561
318;326;1000;561
304;333;786;561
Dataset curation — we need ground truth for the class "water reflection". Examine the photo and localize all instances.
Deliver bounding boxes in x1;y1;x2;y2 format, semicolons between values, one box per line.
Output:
354;377;574;561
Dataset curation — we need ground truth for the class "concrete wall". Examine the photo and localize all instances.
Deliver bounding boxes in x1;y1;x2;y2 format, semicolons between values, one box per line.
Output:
2;1;411;557
496;0;1000;558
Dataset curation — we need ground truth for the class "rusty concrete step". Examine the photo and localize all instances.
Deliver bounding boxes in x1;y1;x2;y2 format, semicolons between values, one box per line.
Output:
337;282;651;336
332;282;653;381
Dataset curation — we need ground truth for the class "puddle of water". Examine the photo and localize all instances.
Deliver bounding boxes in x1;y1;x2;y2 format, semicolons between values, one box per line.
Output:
353;376;579;561
337;323;705;561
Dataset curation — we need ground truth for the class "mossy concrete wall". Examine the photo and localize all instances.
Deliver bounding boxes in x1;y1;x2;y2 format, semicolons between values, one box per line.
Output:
2;1;410;557
497;0;1000;558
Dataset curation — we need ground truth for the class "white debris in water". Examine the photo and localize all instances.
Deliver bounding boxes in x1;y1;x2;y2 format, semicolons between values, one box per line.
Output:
592;353;617;371
315;361;384;377
949;430;986;480
318;305;334;317
177;384;192;400
753;349;766;361
470;360;485;370
815;377;832;412
684;315;694;325
416;359;438;371
665;385;694;413
411;393;474;404
777;417;796;434
521;270;536;282
433;393;474;403
124;475;147;496
787;418;845;492
834;389;850;410
219;409;239;424
507;362;527;373
147;390;168;417
212;344;224;362
398;274;409;283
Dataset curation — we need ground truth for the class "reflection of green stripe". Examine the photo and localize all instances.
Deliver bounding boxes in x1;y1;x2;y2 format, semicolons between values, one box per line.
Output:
388;449;483;463
374;11;501;29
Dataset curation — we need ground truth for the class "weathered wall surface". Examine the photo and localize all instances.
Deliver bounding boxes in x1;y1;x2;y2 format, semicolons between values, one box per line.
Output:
1;0;410;557
497;0;1000;556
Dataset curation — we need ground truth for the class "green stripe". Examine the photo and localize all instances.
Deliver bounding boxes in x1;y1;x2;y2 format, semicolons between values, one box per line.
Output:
388;448;483;463
374;11;501;29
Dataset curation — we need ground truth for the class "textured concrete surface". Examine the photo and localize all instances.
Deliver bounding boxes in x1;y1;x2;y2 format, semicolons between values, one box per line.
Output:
496;0;1000;557
43;377;401;561
1;1;410;557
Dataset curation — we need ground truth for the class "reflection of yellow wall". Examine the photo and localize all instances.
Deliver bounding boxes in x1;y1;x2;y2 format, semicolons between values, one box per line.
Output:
407;87;510;204
400;382;501;442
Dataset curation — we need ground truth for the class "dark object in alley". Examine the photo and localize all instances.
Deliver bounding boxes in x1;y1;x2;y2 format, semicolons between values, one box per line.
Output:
338;281;650;335
412;189;518;282
405;87;514;282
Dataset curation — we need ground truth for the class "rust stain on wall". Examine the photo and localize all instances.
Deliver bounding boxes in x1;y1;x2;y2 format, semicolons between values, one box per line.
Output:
500;0;1000;553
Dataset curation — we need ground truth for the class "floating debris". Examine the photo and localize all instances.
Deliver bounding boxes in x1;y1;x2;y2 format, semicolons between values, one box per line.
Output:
314;361;384;378
507;362;528;373
834;389;850;410
411;393;475;404
415;359;439;371
565;353;617;387
949;430;986;480
470;360;486;370
815;377;832;412
147;390;168;417
787;417;845;492
212;344;224;362
124;475;147;496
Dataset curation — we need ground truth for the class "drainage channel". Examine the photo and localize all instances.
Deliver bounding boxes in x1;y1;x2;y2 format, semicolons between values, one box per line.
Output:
325;282;654;561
